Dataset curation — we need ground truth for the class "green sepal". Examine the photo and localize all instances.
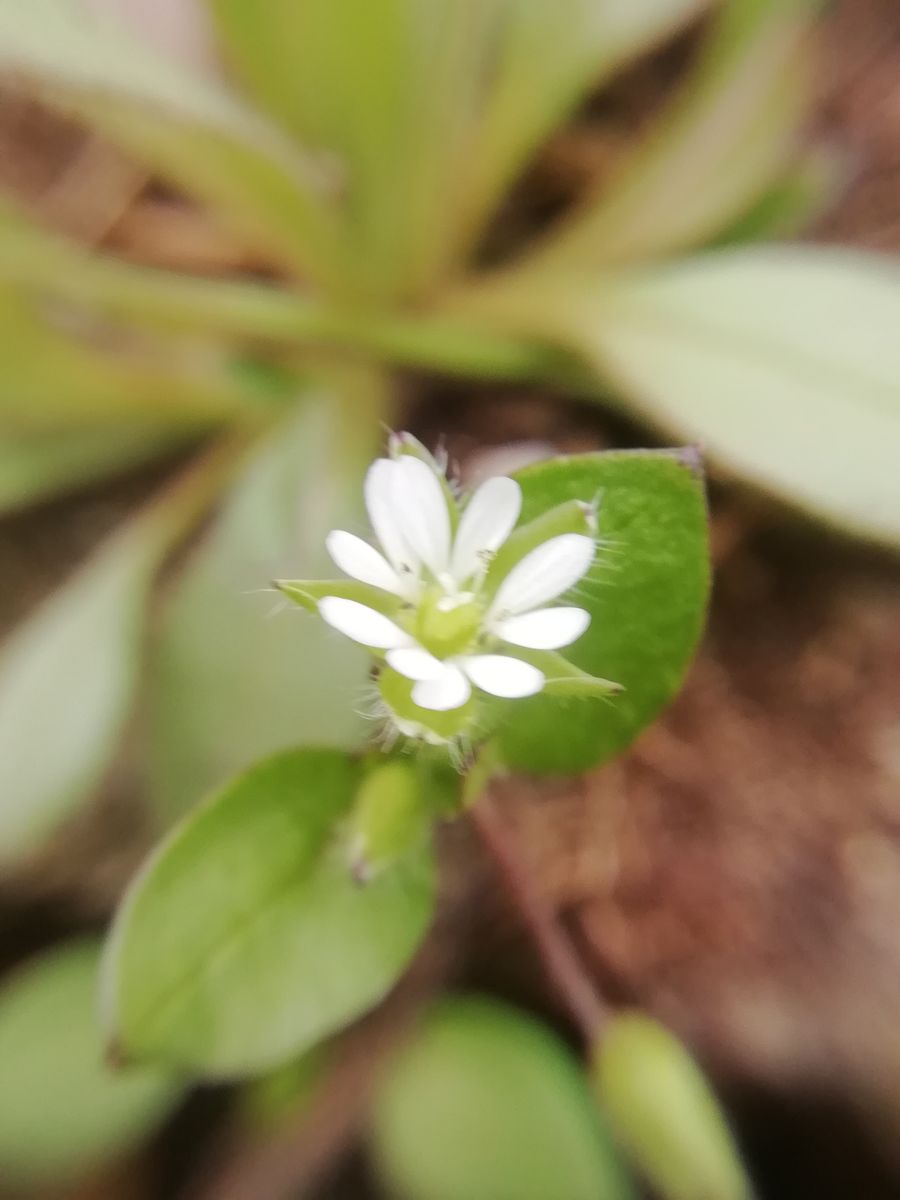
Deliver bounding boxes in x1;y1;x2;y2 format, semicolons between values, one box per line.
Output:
513;649;623;699
378;667;477;747
484;497;597;595
275;578;405;619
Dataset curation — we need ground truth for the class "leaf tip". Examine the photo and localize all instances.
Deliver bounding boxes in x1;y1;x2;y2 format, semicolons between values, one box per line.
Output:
669;445;705;479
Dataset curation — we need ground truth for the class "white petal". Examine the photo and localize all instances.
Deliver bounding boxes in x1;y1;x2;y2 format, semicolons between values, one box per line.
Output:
450;476;521;583
490;534;594;616
386;646;446;681
326;530;404;594
492;606;590;650
462;655;545;699
390;455;451;575
411;664;471;711
365;459;420;586
318;597;412;649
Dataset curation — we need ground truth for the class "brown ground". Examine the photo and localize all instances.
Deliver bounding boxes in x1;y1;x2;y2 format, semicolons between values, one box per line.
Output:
1;2;899;1198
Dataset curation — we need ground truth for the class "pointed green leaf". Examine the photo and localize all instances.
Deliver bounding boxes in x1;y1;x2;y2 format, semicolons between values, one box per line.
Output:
102;748;436;1077
0;939;179;1187
0;0;339;284
594;1013;753;1200
0;444;237;864
148;381;386;820
371;995;635;1200
523;0;819;270
495;450;708;773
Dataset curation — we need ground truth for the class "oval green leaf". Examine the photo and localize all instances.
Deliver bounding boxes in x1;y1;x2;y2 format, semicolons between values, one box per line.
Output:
0;939;178;1187
496;450;709;773
102;748;435;1078
371;994;635;1200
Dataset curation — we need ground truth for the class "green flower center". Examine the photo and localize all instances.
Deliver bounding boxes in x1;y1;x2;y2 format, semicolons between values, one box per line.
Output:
414;586;483;659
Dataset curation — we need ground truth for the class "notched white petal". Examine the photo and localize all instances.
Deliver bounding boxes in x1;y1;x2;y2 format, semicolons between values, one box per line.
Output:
462;654;544;699
326;530;403;594
390;455;451;575
451;475;521;583
491;533;595;616
318;597;412;649
364;459;420;582
492;606;590;650
411;665;471;711
386;646;446;681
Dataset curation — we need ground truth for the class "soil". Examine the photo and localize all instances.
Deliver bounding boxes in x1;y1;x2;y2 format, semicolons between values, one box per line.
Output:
1;2;899;1198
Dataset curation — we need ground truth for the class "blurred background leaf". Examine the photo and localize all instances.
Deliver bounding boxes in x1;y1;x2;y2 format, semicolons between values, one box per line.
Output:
594;1012;753;1200
0;441;239;865
371;994;635;1200
0;939;179;1188
513;248;900;547
0;0;341;285
521;0;821;270
104;748;436;1077
0;426;183;515
146;372;386;821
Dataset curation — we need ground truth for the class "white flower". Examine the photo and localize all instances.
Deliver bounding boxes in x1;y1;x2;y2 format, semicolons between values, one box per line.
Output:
318;443;596;714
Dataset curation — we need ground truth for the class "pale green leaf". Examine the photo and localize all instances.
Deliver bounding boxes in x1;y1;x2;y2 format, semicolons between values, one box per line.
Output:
452;0;713;263
525;248;900;547
0;285;263;431
0;426;183;514
102;748;436;1077
148;378;386;821
0;939;178;1187
0;0;340;284
523;0;819;270
594;1013;753;1200
211;1;708;301
494;451;709;773
0;443;238;864
371;995;635;1200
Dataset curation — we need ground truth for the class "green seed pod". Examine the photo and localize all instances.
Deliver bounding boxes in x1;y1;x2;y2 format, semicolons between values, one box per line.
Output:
592;1012;754;1200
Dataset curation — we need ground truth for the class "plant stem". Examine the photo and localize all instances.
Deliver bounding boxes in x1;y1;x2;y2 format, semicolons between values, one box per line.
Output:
469;791;607;1046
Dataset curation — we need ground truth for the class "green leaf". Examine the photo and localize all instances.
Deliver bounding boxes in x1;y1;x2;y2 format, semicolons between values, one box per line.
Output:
0;0;340;285
0;286;255;431
102;748;436;1077
0;426;183;514
371;995;635;1200
522;0;819;270
0;939;178;1187
0;443;238;865
495;450;708;773
515;248;900;547
452;0;712;263
593;1013;753;1200
211;1;707;301
148;383;384;821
